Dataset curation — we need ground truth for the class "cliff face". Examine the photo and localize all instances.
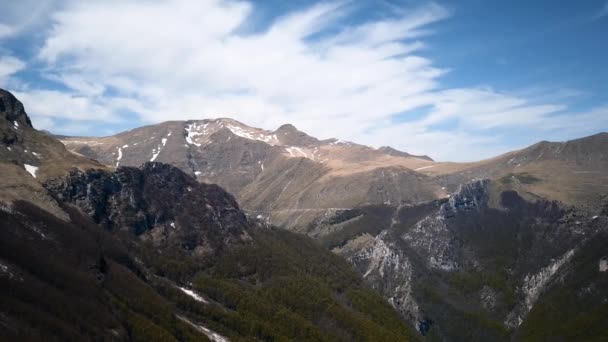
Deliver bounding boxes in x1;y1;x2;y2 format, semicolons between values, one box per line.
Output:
45;162;251;255
330;179;608;340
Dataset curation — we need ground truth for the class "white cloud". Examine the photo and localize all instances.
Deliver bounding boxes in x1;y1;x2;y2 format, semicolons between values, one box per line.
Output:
3;0;607;161
35;1;448;128
12;90;120;122
0;56;26;88
0;23;15;39
0;56;26;79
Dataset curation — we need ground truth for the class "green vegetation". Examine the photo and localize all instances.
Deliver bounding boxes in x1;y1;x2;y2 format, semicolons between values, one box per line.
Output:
1;201;417;341
317;205;394;250
154;227;418;341
518;233;608;341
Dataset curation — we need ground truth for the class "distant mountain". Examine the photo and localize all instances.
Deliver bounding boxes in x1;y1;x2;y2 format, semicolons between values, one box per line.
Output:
0;89;418;340
60;117;608;234
378;146;433;161
60;118;446;230
416;133;608;212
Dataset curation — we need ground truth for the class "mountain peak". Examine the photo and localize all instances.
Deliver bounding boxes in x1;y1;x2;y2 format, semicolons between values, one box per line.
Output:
0;88;33;128
276;123;298;132
273;123;318;146
378;146;434;161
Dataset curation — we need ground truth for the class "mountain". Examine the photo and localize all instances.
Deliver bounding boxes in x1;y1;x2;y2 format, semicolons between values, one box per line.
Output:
0;89;104;219
1;89;418;341
378;146;433;161
415;134;608;211
59;119;449;231
59;118;608;234
3;88;608;341
321;180;608;340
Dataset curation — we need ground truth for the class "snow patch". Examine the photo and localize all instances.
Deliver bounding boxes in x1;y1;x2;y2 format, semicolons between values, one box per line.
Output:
116;147;123;167
13;121;18;129
285;146;308;158
24;164;38;178
170;222;176;229
178;287;208;303
600;258;608;272
194;171;202;176
226;124;279;145
185;122;208;146
150;138;168;162
330;139;349;145
176;315;228;342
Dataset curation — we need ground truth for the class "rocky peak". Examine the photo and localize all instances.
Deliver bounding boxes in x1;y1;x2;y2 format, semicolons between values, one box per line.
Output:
273;123;318;146
0;89;32;128
441;178;490;216
275;123;298;133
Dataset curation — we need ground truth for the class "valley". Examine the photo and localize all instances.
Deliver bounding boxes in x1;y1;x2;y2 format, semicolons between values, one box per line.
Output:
2;88;608;341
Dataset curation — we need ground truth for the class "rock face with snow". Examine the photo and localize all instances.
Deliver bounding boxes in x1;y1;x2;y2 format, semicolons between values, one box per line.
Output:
0;89;103;180
60;118;446;230
60;116;608;237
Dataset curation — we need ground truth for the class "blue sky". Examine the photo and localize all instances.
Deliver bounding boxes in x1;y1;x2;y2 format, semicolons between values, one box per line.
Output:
0;0;607;161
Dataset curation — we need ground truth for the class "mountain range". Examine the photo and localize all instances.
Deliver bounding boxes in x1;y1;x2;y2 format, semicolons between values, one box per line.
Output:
2;88;608;341
60;116;608;231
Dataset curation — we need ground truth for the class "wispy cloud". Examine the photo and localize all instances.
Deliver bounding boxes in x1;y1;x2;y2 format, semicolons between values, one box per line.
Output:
2;0;607;161
0;56;25;84
592;1;608;20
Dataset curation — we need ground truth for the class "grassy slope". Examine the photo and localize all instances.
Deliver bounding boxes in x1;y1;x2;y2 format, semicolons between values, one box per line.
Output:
0;200;417;341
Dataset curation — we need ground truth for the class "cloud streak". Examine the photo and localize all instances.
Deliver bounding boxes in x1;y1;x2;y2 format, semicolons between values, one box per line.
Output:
2;0;607;161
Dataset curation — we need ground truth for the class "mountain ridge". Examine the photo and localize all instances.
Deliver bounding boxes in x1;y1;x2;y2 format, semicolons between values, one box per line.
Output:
1;88;420;341
59;118;448;229
59;117;608;230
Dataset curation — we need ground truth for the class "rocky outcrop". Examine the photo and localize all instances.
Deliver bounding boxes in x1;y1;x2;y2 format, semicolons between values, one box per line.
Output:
45;162;251;255
351;231;421;325
402;179;489;271
0;88;104;182
332;178;607;339
505;248;576;328
0;89;32;129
